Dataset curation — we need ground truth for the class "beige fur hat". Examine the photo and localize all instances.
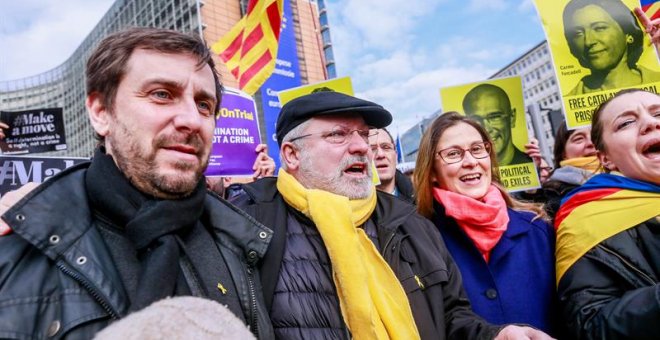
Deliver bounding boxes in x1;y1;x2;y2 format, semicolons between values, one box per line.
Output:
94;296;255;340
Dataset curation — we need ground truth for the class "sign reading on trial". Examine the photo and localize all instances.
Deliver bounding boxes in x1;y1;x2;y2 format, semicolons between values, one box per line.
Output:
205;87;262;177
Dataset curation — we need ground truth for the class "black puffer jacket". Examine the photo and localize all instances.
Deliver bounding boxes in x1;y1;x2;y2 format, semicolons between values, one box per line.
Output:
558;216;660;339
232;177;501;340
0;164;274;339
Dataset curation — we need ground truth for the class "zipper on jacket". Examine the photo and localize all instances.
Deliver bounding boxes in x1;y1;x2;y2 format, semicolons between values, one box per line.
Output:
56;262;120;319
597;244;656;285
381;230;398;255
246;265;260;338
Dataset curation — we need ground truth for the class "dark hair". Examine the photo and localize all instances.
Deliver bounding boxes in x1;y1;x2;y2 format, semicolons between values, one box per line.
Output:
379;127;394;144
591;88;656;154
563;0;644;69
552;123;579;168
86;27;223;142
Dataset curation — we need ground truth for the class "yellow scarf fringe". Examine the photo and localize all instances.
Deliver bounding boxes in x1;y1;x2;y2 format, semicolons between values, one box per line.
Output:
276;169;420;340
560;156;602;173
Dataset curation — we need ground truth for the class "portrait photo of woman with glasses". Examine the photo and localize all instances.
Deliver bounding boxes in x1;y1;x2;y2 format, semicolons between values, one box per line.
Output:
413;112;557;335
563;0;660;95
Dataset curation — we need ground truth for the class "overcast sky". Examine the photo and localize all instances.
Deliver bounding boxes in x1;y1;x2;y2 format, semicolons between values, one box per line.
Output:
0;0;546;133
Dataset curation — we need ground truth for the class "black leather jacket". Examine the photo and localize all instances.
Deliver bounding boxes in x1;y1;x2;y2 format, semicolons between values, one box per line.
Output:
558;216;660;339
232;177;502;340
0;164;274;339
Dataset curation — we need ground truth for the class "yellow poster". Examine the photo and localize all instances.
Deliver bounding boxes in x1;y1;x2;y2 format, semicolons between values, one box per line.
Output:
439;76;541;192
277;76;354;105
534;0;660;129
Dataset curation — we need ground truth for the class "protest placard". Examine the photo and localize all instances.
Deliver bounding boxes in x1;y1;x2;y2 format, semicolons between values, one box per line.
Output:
205;88;262;177
534;0;660;129
0;155;88;196
440;76;541;192
0;108;67;154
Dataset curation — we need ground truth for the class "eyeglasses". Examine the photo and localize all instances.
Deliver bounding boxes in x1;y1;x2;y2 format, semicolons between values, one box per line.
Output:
288;126;378;145
467;112;510;126
437;142;491;164
539;166;553;173
370;143;395;153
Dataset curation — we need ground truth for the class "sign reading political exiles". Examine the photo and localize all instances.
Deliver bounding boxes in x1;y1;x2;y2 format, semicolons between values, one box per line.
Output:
534;0;660;129
440;76;541;192
0;155;88;197
205;87;262;177
0;108;67;154
260;0;302;170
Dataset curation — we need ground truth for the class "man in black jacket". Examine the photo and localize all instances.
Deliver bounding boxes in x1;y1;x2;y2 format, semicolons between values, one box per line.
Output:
369;127;415;203
0;28;273;339
231;91;552;340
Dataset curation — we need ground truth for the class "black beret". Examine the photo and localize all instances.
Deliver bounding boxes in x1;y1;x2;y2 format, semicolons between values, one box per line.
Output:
276;91;393;146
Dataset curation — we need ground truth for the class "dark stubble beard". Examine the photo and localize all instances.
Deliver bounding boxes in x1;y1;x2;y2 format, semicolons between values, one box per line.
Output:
108;119;209;199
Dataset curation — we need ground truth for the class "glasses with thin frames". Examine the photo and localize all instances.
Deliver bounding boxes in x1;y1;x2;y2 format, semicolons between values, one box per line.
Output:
437;142;491;164
288;126;378;145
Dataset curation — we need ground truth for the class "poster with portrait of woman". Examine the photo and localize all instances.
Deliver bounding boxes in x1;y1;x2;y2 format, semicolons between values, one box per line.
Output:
440;76;541;192
534;0;660;129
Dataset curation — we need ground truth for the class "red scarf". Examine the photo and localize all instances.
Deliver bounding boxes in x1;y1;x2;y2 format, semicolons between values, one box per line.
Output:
433;185;509;262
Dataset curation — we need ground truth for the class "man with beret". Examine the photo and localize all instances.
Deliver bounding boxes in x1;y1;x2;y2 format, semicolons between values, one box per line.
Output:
231;91;554;340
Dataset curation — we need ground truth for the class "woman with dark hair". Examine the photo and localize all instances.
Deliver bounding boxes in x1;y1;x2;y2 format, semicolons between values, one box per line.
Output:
541;123;600;221
563;0;660;95
413;112;556;334
556;89;660;339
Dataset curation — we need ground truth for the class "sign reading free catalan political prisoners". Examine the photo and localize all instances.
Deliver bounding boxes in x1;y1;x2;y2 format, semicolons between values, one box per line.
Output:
534;0;660;129
0;108;67;154
205;88;262;177
440;76;541;192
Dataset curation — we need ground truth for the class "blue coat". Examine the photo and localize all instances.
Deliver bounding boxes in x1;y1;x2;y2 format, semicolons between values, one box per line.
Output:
432;203;557;334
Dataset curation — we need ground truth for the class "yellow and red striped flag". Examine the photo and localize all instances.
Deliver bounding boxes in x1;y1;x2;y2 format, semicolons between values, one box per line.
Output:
211;0;284;95
641;0;660;21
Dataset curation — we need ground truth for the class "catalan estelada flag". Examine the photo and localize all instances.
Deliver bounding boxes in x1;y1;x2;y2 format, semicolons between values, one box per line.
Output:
554;173;660;286
641;0;660;21
211;0;284;95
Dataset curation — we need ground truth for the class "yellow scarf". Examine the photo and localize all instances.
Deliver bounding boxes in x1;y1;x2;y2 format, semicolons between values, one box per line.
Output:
276;170;420;340
560;156;602;173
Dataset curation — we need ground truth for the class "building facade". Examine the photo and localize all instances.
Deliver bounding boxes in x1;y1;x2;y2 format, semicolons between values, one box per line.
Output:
0;0;332;157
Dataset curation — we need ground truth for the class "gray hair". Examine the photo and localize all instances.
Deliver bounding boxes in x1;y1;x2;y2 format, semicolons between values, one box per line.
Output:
279;120;311;170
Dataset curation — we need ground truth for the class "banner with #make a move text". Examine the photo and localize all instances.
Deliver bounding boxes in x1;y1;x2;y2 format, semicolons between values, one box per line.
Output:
534;0;660;129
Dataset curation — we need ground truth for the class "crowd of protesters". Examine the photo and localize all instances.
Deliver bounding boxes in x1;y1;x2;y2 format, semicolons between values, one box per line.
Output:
0;5;658;340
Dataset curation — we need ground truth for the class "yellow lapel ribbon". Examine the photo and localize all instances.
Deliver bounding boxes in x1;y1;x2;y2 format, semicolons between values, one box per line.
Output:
276;169;420;340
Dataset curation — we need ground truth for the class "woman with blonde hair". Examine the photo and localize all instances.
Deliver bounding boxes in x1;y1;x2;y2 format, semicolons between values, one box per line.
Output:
414;112;556;334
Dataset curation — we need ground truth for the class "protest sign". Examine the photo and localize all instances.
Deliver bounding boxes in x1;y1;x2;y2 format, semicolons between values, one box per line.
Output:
534;0;660;129
0;108;67;154
0;155;88;196
277;76;354;105
440;76;541;192
205;88;261;177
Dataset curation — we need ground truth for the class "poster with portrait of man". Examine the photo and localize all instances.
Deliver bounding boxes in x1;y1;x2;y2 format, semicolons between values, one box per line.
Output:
534;0;660;129
440;76;541;192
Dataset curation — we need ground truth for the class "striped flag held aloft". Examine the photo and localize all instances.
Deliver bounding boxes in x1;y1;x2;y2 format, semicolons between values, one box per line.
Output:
641;0;660;21
211;0;284;95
